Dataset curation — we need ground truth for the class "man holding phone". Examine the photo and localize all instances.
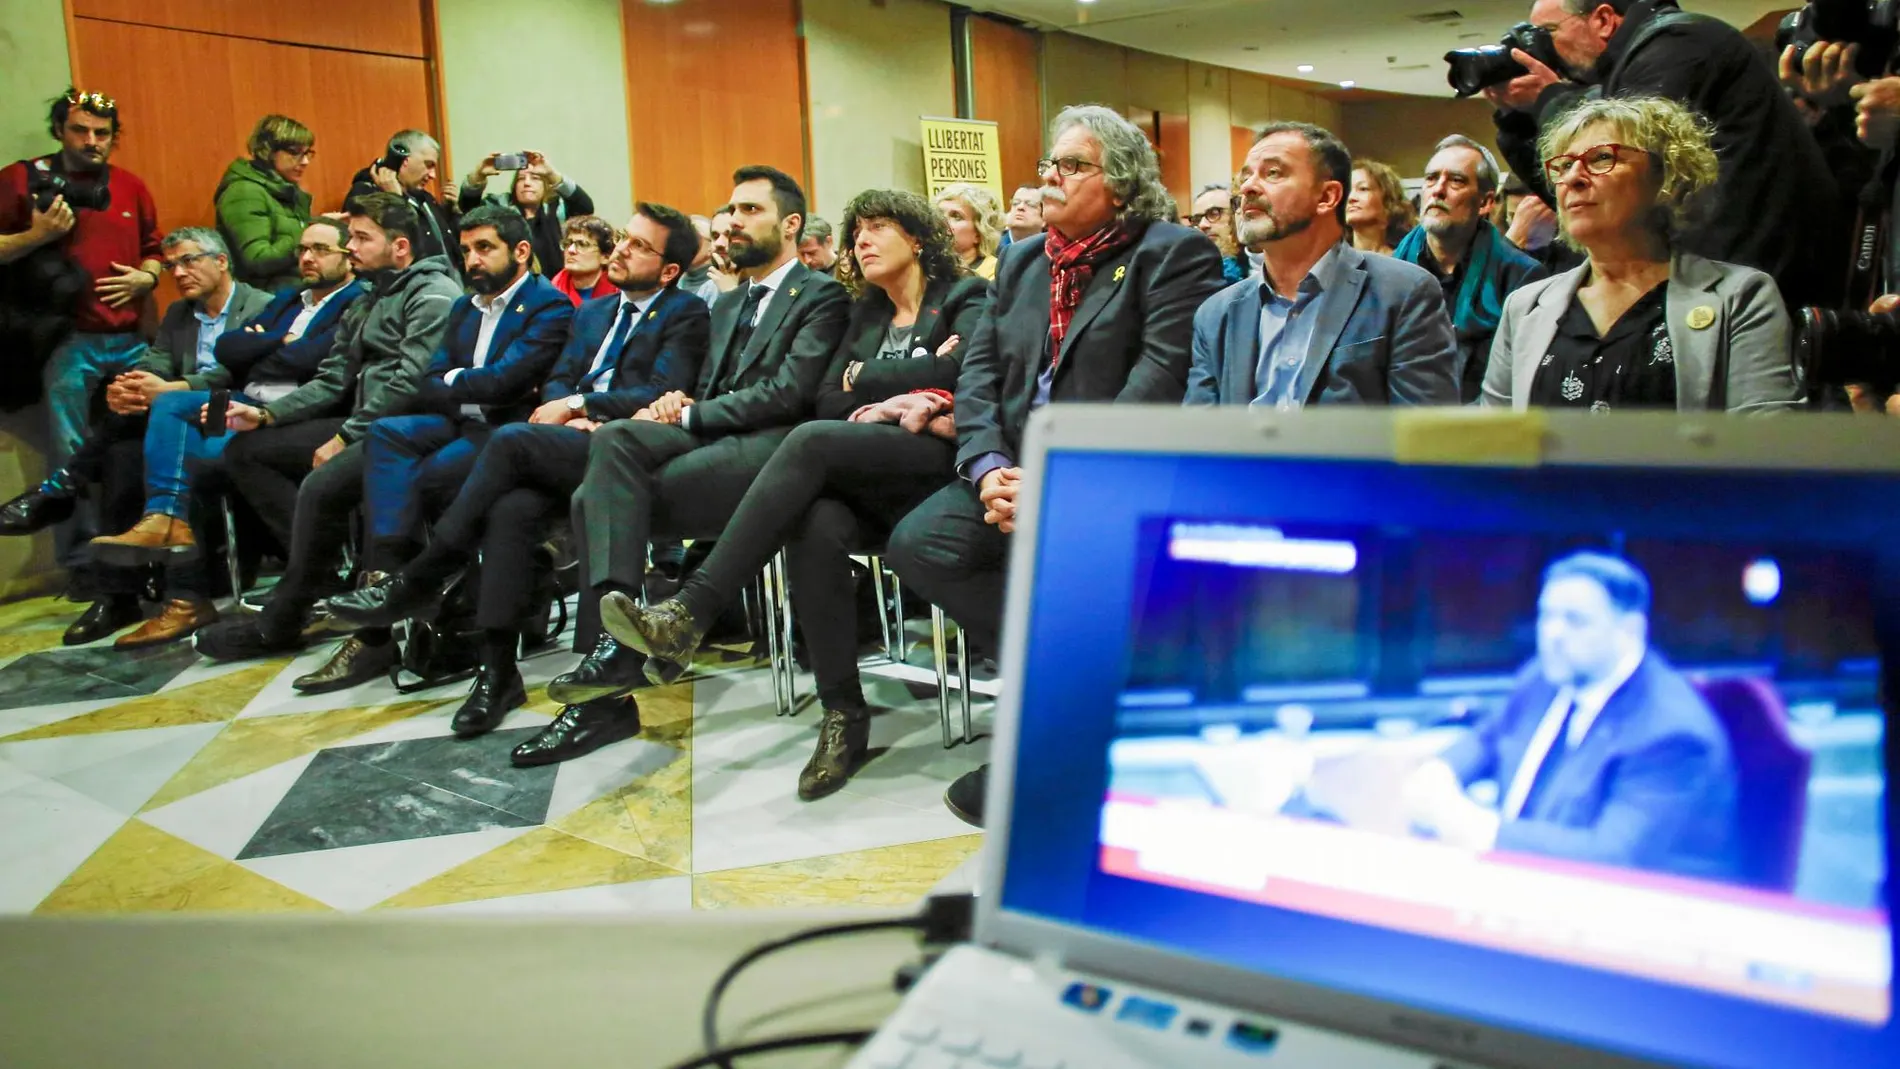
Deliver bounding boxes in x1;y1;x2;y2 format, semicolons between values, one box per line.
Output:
346;128;455;262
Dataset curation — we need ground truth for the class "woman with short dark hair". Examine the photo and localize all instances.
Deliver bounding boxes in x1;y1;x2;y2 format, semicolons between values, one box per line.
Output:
550;215;617;304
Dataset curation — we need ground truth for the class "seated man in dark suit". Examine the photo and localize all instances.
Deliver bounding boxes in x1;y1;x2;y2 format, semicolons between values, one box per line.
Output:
886;105;1227;826
1186;122;1459;408
1403;551;1740;881
322;202;712;741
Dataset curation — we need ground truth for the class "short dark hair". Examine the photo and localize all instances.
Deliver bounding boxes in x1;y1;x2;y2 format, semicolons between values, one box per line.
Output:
1254;122;1354;225
344;192;422;248
731;165;806;228
305;218;349;247
563;214;616;256
635;201;700;277
458;203;532;251
1543;552;1652;615
48;88;120;140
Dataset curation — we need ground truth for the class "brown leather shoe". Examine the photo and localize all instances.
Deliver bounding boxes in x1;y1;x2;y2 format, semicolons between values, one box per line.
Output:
292;635;398;694
92;513;196;567
116;597;219;649
797;706;871;802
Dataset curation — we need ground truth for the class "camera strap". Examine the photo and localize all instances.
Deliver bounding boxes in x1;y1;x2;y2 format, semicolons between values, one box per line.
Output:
1845;150;1899;309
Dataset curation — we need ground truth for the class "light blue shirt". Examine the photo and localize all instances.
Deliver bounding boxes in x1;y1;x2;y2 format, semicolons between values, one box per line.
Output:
1252;243;1343;410
191;301;231;373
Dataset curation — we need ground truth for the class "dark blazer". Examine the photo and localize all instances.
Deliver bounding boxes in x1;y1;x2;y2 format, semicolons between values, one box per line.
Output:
813;274;992;421
214;280;368;390
1186;243;1460;407
955;220;1224;469
690;261;850;437
542;285;711;421
1441;653;1740;881
414;272;574;424
346;168;458;265
134;281;274;389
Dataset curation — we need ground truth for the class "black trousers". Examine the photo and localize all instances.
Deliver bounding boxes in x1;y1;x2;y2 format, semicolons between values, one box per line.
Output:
677;422;954;709
224;420;361;629
571;420;788;646
885;479;1010;654
69;413;151;598
423;422;588;634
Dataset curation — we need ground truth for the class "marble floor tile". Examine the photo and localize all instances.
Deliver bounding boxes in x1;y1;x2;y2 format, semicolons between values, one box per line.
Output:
142;752;321;859
0;776;137;912
239;826;534;910
0;695;135;743
408;876;694;916
692;768;976;874
0;722;227;817
35;819;329;914
0;752;36;795
0;661;284;742
238;750;538;859
375;826;683;909
550;748;692;872
235;641;582;720
0;642;200;711
693;836;984;909
336;726;560;823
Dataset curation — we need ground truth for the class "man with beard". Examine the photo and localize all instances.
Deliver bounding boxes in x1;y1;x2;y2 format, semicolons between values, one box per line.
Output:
1393;135;1542;403
192;193;461;686
1190;182;1250;282
321;204;711;740
887;105;1226;827
1186;122;1460;408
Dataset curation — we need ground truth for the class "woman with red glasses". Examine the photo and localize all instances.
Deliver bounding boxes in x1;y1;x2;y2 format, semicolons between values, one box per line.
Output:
1481;95;1799;414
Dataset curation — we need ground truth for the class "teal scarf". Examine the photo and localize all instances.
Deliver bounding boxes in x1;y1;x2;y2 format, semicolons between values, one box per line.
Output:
1394;221;1524;344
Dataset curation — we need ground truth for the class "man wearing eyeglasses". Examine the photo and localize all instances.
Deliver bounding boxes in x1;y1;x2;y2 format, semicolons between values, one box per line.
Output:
1002;184;1044;247
1190;182;1250;283
1479;0;1841;307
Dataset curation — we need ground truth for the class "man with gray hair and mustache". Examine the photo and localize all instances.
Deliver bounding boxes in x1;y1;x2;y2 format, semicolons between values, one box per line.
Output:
1393;134;1542;402
886;103;1226;828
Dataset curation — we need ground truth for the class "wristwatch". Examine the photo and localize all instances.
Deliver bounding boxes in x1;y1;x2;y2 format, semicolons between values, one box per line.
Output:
566;395;588;414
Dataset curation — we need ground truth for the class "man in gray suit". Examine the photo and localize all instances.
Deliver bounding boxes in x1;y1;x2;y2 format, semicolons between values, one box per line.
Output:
1187;122;1460;408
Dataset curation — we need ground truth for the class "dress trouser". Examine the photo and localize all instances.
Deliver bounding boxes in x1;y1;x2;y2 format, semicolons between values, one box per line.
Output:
361;414;493;568
69;413;153;599
571;419;789;647
676;421;954;709
224;420;361;631
885;479;1010;655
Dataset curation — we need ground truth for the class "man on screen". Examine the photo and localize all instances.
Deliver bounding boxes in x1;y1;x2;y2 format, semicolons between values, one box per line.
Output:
1402;552;1740;881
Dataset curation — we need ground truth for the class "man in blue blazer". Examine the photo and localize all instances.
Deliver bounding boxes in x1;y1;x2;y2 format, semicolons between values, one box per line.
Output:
1403;552;1741;883
357;204;573;576
325;202;711;739
1186;123;1460;408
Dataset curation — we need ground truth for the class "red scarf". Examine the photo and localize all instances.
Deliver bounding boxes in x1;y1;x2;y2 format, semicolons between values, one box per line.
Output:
1044;221;1139;361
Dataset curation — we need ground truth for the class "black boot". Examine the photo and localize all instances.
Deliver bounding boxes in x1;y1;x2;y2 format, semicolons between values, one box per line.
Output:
0;476;78;536
547;631;649;706
62;595;141;645
798;705;871;801
599;594;705;686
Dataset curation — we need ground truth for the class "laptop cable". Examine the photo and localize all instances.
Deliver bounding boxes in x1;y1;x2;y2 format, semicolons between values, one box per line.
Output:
688;891;976;1069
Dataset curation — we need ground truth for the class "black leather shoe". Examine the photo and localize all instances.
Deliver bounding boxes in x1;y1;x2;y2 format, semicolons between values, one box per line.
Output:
0;481;77;537
546;633;648;706
194;614;304;662
321;572;446;630
944;764;988;828
62;596;141;646
798;706;871;802
511;695;642;767
453;666;526;738
600;594;704;686
292;635;398;694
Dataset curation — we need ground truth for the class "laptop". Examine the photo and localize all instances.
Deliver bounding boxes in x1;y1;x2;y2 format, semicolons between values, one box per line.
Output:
848;407;1898;1069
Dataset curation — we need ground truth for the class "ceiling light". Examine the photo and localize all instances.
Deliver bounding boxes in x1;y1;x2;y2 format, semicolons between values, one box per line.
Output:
1338;80;1356;88
1297;64;1315;73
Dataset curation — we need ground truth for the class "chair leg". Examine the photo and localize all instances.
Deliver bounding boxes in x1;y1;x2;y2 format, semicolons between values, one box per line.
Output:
774;549;797;714
220;498;248;608
956;623;974;744
869;555;894;663
762;561;788;716
932;604;953;748
890;570;910;662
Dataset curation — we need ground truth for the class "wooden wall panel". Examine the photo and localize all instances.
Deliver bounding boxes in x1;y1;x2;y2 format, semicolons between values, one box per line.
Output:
620;0;807;218
969;16;1043;191
1233;125;1256;173
70;17;434;302
71;0;427;59
1157;111;1190;219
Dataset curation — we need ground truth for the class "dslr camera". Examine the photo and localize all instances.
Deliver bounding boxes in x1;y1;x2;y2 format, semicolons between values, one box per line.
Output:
26;160;110;213
1777;0;1900;78
1445;22;1569;98
1792;307;1900;402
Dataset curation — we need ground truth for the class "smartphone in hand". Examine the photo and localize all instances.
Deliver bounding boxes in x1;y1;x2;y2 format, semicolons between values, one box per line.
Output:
204;389;229;436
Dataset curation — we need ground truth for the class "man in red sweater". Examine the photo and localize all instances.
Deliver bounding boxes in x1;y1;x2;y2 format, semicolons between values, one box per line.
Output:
0;89;163;561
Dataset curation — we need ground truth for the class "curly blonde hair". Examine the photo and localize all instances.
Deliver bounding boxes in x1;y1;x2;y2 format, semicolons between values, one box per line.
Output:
935;183;1004;262
1537;95;1719;251
1351;159;1416;248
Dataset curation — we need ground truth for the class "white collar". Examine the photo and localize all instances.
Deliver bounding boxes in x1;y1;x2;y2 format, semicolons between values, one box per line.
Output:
302;282;349;312
1567;647;1646;745
747;257;799;295
473;270;532;313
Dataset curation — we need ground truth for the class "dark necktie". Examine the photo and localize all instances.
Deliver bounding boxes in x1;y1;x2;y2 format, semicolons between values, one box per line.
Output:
729;284;770;362
583;301;637;391
1517;699;1578;820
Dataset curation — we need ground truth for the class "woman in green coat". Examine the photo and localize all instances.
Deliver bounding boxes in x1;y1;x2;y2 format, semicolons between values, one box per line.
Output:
214;114;315;292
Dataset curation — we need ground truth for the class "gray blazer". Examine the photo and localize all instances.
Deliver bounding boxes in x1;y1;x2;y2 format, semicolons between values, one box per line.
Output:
1480;251;1799;414
135;281;272;390
1186;242;1461;407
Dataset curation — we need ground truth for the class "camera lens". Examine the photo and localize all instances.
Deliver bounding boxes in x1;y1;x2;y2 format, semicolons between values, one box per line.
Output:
1445;44;1525;98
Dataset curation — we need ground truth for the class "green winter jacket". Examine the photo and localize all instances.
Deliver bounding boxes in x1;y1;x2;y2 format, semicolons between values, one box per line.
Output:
214;159;312;292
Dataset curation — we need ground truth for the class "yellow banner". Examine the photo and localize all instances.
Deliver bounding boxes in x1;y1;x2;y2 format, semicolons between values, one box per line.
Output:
920;116;1004;203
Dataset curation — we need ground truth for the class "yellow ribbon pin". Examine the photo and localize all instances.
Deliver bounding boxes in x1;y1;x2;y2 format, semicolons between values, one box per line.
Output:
514;304;525;314
1113;266;1126;282
1686;306;1716;330
647;310;657;320
788;287;800;297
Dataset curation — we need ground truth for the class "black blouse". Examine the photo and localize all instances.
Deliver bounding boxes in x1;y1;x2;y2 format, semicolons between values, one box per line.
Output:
1529;282;1677;411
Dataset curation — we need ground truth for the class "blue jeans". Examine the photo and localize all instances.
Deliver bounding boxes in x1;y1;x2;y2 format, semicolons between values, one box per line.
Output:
143;389;255;520
42;331;149;471
362;414;493;550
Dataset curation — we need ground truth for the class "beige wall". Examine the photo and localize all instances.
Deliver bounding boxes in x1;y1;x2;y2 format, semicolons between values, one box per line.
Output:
1340;96;1501;181
436;0;635;226
802;0;956;223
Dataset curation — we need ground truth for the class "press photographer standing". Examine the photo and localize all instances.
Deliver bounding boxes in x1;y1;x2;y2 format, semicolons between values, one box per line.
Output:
0;89;163;558
347;129;455;263
1482;0;1842;307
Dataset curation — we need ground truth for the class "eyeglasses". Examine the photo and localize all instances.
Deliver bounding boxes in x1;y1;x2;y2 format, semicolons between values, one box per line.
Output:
296;243;342;258
1544;143;1646;181
562;238;602;252
275;146;316;163
163;251;219;272
1037;156;1103;178
64;90;116;112
1189;207;1229;225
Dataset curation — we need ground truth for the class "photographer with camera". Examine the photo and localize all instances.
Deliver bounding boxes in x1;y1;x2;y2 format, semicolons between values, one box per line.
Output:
1467;1;1842;308
456;150;595;279
347;129;455;263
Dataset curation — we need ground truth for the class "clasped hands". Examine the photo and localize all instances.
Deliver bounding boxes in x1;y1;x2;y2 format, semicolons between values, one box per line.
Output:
529;396;601;433
633;390;693;424
105;370;182;415
978;466;1021;534
847;391;955;440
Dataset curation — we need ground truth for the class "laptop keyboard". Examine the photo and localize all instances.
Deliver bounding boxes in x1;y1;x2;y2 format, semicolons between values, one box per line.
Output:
856;1017;1067;1069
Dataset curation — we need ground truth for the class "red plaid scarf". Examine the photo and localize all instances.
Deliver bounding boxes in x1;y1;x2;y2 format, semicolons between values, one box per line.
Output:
1045;221;1139;362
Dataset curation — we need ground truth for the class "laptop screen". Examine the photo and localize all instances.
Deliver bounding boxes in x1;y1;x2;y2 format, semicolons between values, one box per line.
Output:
999;449;1898;1069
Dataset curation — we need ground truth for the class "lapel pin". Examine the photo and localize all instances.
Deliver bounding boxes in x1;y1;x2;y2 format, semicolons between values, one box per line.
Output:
1112;266;1126;282
1686;306;1716;330
514;304;525;314
788;287;800;298
647;310;657;320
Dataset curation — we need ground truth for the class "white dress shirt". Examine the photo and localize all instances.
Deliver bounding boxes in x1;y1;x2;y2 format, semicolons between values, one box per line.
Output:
681;258;799;432
450;271;532;418
246;284;353;404
1500;648;1646;821
584;290;660;393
